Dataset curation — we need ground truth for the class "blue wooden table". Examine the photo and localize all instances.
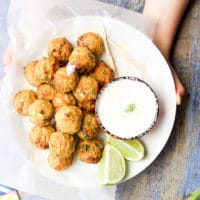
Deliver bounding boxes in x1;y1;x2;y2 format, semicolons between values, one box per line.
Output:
0;0;200;199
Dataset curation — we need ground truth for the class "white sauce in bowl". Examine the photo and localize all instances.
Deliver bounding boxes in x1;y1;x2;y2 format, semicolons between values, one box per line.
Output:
96;77;158;139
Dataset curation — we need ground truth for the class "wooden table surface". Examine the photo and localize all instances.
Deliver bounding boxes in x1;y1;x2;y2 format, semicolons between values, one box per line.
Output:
0;0;200;199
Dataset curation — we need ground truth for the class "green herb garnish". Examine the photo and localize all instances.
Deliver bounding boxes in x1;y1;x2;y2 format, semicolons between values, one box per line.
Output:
124;104;136;113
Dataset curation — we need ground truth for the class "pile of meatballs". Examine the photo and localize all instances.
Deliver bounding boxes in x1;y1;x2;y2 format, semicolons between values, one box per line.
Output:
14;32;115;171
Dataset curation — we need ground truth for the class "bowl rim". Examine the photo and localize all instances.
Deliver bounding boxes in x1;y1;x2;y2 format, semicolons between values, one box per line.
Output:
95;76;159;140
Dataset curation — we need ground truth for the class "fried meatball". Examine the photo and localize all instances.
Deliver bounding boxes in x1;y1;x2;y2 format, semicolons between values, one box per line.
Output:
69;47;96;74
77;139;104;163
48;38;73;64
37;84;56;101
77;112;99;140
78;100;95;113
35;57;59;84
55;106;82;134
49;131;75;157
24;60;43;87
14;90;37;116
48;153;73;171
73;76;98;102
28;99;54;126
53;92;77;111
91;60;115;87
54;67;79;93
29;125;55;149
77;32;105;57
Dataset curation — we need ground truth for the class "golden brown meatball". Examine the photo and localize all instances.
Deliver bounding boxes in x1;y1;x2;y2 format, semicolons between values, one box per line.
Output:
78;100;95;113
48;153;73;171
35;57;59;84
53;92;77;111
77;139;104;163
24;60;43;87
77;32;105;57
49;131;75;157
48;38;73;64
28;99;54;126
77;112;99;140
91;60;115;87
68;47;96;74
73;76;98;102
14;90;37;116
54;67;79;93
29;125;55;149
55;105;82;134
37;84;56;101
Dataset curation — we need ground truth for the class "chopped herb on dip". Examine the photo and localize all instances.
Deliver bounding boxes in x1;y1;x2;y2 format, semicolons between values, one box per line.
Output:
124;104;136;113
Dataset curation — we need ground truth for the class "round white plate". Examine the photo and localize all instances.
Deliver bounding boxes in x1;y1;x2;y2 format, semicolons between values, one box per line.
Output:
1;16;176;188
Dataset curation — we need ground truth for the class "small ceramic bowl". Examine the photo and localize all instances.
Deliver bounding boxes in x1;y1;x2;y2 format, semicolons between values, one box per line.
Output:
95;76;159;140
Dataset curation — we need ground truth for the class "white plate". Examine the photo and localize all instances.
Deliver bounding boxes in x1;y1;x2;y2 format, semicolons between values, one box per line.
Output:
1;16;176;188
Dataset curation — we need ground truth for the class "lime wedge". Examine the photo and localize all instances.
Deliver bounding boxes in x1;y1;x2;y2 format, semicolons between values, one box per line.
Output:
187;190;200;200
107;136;144;161
96;144;126;185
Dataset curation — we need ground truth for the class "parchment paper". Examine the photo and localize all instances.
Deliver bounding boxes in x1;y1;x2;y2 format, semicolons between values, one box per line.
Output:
0;0;155;199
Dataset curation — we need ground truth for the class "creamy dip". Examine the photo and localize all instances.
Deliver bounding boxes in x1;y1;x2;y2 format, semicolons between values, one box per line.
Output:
96;77;158;139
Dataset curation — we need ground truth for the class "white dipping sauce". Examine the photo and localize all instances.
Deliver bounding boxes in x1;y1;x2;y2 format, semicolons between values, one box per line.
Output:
96;78;158;139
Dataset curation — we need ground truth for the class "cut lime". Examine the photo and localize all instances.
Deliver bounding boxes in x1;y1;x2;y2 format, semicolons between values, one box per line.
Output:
96;144;126;185
187;190;200;200
107;136;144;161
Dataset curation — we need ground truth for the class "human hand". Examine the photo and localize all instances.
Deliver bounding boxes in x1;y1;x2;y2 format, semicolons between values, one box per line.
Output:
143;0;189;106
166;59;185;105
3;42;13;73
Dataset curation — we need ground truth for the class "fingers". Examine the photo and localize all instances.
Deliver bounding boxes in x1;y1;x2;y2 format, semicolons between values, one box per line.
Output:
170;64;185;105
3;42;13;73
